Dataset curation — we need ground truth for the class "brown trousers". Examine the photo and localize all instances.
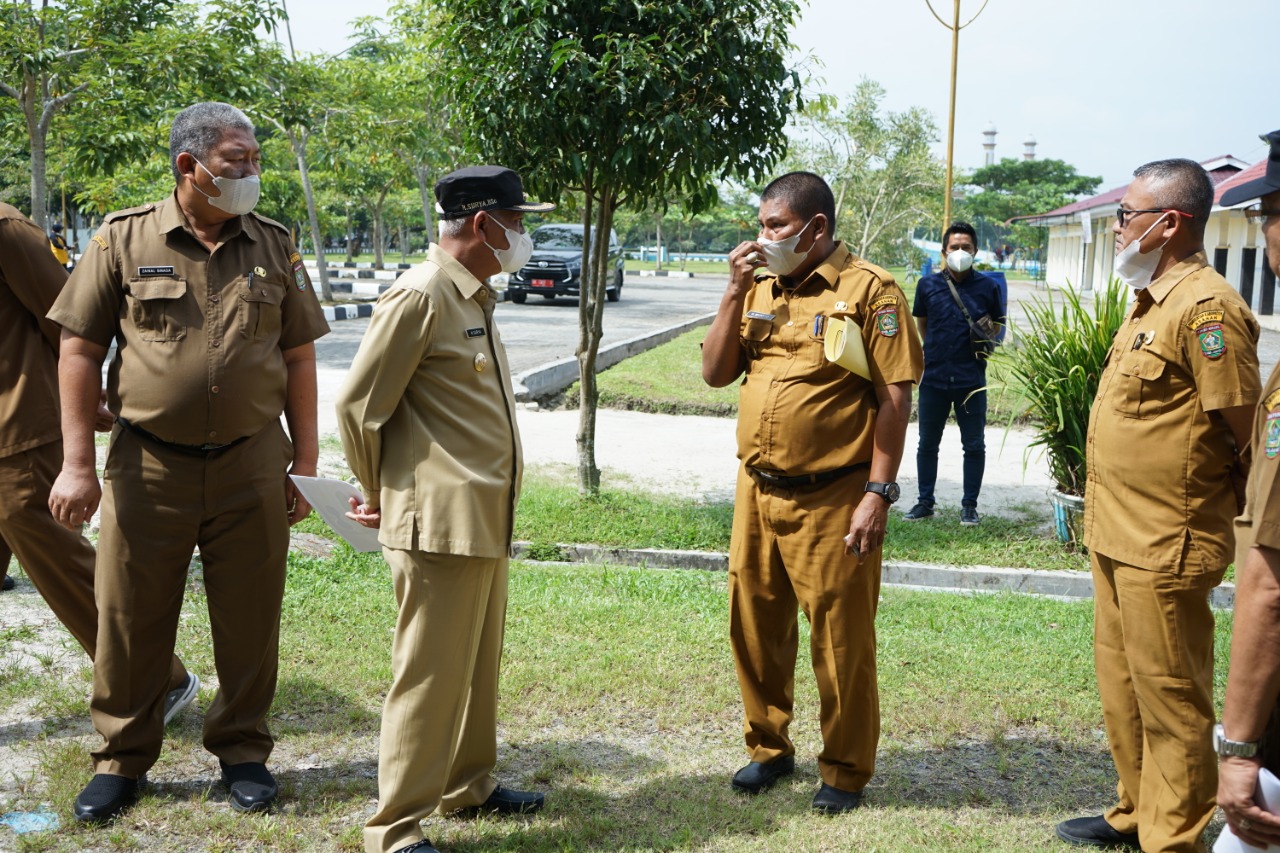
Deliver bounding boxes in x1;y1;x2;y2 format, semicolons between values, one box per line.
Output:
91;422;290;777
1092;551;1223;853
728;467;881;792
364;550;507;853
0;439;184;685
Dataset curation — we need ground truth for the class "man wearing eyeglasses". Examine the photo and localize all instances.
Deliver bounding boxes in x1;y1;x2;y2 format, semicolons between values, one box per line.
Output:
1214;129;1280;851
1057;158;1261;852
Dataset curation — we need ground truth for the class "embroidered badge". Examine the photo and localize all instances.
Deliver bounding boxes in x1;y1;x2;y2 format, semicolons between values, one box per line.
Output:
466;327;485;338
137;266;174;277
1196;323;1226;359
1267;411;1280;459
292;261;308;291
870;295;899;338
92;234;108;251
288;252;302;265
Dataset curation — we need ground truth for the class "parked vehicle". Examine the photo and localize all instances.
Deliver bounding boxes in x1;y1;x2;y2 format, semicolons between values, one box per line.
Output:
507;224;624;304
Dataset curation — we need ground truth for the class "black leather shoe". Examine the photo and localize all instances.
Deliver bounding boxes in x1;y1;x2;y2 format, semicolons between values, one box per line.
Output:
902;502;934;521
74;773;141;824
219;761;278;813
731;755;795;794
393;841;440;853
1055;815;1140;849
462;784;545;816
812;782;863;813
1;575;14;591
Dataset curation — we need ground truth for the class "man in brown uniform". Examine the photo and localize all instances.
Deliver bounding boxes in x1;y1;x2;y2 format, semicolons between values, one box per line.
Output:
1057;158;1260;852
338;166;549;853
1213;129;1280;850
47;102;329;823
0;201;198;718
702;171;922;813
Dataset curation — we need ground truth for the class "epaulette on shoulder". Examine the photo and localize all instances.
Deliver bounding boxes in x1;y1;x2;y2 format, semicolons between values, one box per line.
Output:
248;211;290;234
851;256;896;285
103;202;161;223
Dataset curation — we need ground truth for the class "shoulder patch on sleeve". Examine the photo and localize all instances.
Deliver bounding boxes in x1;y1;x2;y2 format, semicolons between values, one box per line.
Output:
91;234;109;251
289;251;302;265
1188;310;1227;359
871;294;900;337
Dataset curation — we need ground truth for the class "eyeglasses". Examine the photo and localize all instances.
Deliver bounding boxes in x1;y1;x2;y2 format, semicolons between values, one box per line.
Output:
1115;207;1193;227
1244;205;1280;221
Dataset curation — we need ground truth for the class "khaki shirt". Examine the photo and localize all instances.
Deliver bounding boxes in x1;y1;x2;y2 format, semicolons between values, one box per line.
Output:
1235;363;1280;563
47;194;329;446
336;244;522;558
1084;252;1260;571
0;203;67;457
736;242;923;473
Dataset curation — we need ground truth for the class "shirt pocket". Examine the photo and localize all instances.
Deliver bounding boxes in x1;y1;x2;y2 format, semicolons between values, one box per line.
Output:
125;277;188;342
237;276;286;342
741;316;773;362
1113;349;1169;420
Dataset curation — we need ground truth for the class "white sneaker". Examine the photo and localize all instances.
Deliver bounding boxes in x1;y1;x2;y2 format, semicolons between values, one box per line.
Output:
163;672;200;725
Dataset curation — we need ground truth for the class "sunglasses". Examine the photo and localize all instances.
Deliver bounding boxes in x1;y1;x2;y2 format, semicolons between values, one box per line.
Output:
1244;205;1280;221
1115;207;1193;227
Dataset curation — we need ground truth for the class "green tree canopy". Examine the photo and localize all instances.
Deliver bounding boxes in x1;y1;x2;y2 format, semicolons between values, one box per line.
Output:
957;157;1102;258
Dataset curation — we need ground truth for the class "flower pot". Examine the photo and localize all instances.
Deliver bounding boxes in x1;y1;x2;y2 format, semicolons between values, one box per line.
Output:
1049;488;1085;546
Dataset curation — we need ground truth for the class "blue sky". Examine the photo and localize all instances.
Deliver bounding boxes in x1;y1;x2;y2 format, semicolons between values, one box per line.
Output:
286;0;1277;190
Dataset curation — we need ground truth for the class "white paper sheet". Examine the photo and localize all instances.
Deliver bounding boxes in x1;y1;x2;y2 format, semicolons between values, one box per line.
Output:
1213;767;1280;852
289;475;383;553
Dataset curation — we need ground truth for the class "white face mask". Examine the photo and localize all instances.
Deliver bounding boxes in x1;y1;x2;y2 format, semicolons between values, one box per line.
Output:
1114;215;1171;290
192;158;260;215
484;216;533;273
946;249;974;274
759;217;816;276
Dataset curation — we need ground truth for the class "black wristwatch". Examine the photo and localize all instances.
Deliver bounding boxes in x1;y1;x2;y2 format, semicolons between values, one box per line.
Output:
864;481;900;504
1214;724;1260;758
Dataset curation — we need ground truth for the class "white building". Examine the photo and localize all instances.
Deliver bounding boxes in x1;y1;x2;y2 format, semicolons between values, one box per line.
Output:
1018;156;1277;313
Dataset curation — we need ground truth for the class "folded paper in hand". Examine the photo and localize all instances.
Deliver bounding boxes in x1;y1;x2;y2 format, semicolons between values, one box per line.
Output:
289;475;383;552
1213;767;1280;852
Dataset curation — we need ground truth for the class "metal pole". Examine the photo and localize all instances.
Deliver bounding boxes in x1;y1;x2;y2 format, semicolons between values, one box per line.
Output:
942;0;960;231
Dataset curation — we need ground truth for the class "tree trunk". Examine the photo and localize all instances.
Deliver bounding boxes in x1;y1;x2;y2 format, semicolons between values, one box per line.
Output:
415;166;435;249
372;188;389;269
575;182;601;495
293;131;333;302
23;96;49;229
654;213;663;271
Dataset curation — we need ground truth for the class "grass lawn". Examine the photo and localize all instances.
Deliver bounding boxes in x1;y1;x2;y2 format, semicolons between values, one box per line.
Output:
0;535;1237;851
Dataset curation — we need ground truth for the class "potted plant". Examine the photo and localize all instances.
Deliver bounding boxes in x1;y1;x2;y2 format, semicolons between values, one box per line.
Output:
990;277;1128;545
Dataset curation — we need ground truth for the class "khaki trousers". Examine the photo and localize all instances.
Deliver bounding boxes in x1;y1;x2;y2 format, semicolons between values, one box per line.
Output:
0;440;184;686
91;422;290;777
364;550;507;853
1092;551;1223;853
728;467;881;792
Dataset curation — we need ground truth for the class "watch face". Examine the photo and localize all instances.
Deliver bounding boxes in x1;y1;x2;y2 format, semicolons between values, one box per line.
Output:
886;482;901;502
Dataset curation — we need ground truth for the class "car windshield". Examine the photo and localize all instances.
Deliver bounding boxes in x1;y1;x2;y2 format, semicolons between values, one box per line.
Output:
531;226;584;249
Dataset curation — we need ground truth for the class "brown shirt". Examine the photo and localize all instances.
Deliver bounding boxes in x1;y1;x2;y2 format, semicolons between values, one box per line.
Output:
0;203;68;457
1235;363;1280;562
1084;252;1260;571
336;244;522;558
736;242;923;474
47;194;329;446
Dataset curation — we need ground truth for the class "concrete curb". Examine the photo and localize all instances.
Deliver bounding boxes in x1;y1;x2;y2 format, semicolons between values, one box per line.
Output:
509;543;1239;609
512;311;717;401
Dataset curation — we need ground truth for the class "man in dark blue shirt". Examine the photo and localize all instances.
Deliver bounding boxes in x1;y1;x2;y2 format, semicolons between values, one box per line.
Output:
904;221;1005;525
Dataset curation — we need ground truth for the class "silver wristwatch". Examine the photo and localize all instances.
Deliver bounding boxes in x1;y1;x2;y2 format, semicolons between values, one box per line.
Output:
1214;723;1260;758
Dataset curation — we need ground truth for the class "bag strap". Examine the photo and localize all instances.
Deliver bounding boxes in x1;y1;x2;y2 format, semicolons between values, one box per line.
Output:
943;274;990;340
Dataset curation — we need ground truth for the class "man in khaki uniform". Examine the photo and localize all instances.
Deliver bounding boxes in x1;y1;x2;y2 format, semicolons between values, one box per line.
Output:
47;102;329;824
1058;159;1260;852
338;166;549;853
1214;129;1280;850
702;171;922;813
0;201;197;717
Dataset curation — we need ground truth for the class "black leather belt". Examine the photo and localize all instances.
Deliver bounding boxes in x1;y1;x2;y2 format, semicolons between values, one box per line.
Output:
117;417;250;456
747;463;868;489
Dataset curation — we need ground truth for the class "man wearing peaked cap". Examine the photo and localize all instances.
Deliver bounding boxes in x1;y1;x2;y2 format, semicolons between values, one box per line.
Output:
1215;129;1280;851
339;165;552;853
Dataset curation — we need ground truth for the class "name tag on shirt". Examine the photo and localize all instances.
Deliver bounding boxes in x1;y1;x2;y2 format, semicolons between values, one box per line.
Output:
746;311;775;321
137;266;175;277
466;327;486;338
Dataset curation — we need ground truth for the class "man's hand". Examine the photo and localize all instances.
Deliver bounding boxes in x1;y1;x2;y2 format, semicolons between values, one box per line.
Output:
345;495;381;529
1218;756;1280;848
48;464;102;530
94;388;115;432
284;464;314;526
845;491;889;557
728;239;768;290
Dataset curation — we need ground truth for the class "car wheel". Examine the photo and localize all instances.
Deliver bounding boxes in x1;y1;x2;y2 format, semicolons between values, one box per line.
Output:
607;270;622;302
510;291;527;304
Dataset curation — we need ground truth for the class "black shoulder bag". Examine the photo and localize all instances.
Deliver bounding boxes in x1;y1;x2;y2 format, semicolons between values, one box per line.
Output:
943;276;998;361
